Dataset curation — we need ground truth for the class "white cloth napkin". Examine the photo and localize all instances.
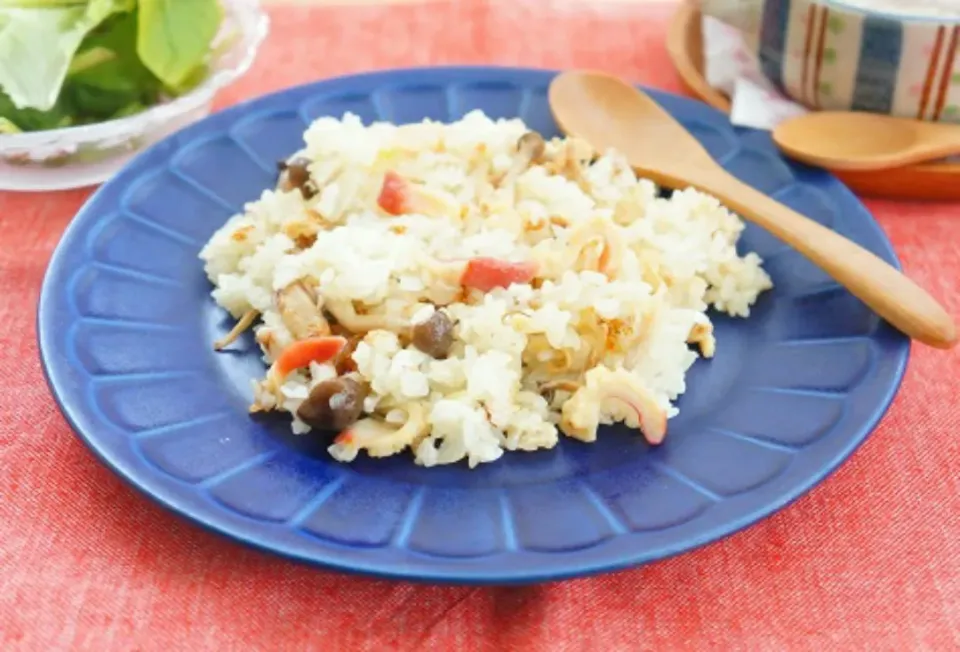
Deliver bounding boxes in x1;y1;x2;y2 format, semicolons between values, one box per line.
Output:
701;14;809;130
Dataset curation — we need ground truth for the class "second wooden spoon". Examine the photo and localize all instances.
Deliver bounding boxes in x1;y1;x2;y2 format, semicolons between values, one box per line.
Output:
548;70;956;349
773;111;960;171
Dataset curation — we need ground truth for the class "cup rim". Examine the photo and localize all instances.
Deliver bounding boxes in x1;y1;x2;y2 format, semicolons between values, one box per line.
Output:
823;0;960;24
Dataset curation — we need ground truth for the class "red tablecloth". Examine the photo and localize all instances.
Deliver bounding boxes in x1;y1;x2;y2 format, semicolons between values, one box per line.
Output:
3;2;960;649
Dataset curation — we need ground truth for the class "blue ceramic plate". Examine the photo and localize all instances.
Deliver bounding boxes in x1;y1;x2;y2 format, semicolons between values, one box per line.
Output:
38;67;909;584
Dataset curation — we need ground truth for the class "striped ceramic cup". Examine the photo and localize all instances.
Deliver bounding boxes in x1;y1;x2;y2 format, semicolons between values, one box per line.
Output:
702;0;960;122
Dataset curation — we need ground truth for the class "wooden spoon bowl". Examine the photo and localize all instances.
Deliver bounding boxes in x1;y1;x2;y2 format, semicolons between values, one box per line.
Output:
773;111;960;171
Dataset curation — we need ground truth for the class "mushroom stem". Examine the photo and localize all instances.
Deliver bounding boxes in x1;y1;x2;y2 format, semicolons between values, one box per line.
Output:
496;131;546;187
214;309;259;351
325;299;408;335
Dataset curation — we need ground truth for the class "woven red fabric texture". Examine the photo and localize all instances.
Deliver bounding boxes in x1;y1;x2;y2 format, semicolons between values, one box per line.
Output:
2;2;959;650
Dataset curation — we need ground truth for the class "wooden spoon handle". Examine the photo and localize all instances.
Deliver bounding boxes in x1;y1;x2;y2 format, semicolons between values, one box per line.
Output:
696;170;957;349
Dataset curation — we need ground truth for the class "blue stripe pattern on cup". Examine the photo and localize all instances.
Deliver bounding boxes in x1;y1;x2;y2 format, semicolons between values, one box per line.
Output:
851;16;903;114
759;0;793;91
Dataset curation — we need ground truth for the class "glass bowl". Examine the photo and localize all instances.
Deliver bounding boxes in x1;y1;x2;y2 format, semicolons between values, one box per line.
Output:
0;0;269;192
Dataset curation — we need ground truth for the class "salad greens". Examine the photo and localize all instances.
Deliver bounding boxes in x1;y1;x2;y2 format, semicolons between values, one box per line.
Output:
0;0;223;133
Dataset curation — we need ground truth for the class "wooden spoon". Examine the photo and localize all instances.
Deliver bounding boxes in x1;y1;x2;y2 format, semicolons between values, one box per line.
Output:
773;111;960;171
548;70;957;349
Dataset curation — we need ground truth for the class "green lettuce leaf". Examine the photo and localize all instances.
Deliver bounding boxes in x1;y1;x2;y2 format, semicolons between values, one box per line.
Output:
0;87;71;130
136;0;222;90
0;116;22;133
63;9;163;122
0;0;130;111
0;2;87;8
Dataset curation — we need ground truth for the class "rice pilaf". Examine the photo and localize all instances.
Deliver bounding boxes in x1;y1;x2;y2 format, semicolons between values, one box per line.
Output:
199;110;772;468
